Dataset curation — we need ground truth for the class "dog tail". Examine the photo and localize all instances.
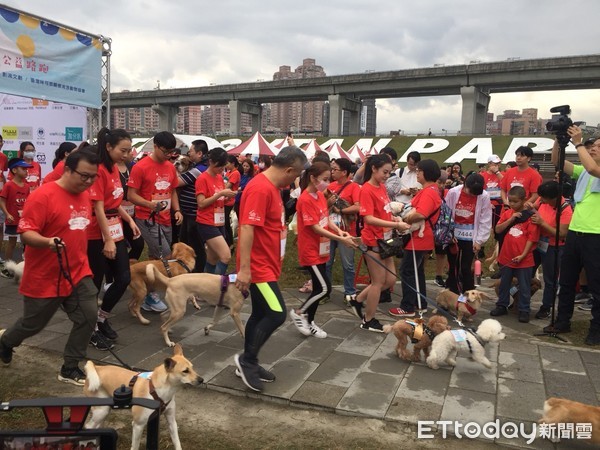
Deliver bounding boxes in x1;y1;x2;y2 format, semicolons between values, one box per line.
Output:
382;324;393;334
3;260;22;278
146;264;170;288
84;361;101;391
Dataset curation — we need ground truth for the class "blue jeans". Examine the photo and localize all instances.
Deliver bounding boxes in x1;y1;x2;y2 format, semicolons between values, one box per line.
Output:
325;239;356;295
497;265;533;312
537;246;564;309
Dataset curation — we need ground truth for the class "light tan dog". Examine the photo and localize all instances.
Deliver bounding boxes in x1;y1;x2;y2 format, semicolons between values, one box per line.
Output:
128;242;196;325
539;397;600;444
434;289;491;322
383;315;449;361
146;265;247;347
173;155;193;174
490;277;542;307
84;344;203;450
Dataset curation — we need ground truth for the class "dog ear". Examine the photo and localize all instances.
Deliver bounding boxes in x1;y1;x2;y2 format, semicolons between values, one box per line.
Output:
173;343;183;356
478;291;492;301
164;357;176;371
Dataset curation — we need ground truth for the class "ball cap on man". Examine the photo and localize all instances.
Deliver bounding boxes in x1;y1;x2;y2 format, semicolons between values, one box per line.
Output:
8;158;33;170
487;154;501;164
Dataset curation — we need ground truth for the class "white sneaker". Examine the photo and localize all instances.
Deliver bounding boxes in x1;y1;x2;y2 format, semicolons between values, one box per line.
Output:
289;309;311;336
309;321;327;338
344;294;357;306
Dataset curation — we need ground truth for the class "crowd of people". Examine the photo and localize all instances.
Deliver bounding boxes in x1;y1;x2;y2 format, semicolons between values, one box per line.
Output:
0;126;598;392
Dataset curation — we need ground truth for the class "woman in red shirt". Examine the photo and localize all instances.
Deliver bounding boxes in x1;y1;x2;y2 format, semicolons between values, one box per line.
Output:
290;162;357;338
195;148;236;274
224;155;241;247
87;128;141;345
348;154;410;332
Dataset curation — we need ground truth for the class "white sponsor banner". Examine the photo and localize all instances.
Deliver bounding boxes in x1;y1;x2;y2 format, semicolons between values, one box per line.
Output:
0;93;87;177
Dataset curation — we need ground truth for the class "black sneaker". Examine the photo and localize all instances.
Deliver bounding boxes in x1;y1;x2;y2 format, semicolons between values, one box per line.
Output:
535;306;551;320
57;365;86;386
234;353;263;392
578;300;593;311
89;331;115;351
97;320;118;340
584;331;600;346
574;292;592;304
379;289;392;303
360;317;384;333
235;365;276;383
349;299;364;319
434;276;445;288
490;305;508;316
542;324;571;334
518;311;530;323
0;332;13;366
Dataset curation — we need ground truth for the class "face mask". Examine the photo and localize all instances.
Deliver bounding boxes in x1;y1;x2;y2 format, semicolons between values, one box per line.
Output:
24;151;35;159
316;180;328;192
258;162;265;169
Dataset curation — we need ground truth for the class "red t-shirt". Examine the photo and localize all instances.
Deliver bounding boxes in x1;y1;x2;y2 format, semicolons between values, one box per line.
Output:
328;180;361;237
9;161;42;193
0;152;7;190
481;171;502;204
497;209;540;268
43;160;65;184
537;198;573;247
0;179;30;225
224;169;240;207
127;156;178;226
87;164;124;240
195;171;225;226
236;173;285;283
17;182;93;297
453;190;477;241
500;166;542;200
359;182;392;247
297;190;330;266
406;184;441;251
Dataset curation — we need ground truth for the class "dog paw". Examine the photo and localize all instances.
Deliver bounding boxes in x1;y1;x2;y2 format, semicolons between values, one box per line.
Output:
447;359;456;366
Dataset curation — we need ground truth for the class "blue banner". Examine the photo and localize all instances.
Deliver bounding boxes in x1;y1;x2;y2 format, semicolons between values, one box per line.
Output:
0;6;102;108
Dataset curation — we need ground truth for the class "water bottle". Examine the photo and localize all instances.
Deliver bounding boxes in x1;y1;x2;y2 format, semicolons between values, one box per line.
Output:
474;259;482;286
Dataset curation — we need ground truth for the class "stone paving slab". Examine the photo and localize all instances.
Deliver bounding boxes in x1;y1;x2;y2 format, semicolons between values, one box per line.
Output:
386;396;444;424
337;371;400;419
307;351;368;387
439;387;496;438
449;357;498;394
542;370;599;405
287;336;343;364
539;345;587;375
497;378;547;422
499;340;540;356
396;364;451;405
498;351;543;382
263;357;319;398
291;380;347;411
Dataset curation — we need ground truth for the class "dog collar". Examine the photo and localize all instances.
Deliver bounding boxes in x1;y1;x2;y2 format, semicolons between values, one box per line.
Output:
128;374;170;414
455;300;477;316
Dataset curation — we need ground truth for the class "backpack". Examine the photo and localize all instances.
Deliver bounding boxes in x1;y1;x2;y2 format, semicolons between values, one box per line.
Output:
427;199;455;248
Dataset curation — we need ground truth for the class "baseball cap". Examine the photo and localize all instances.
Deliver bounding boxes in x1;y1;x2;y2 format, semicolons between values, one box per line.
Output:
8;158;33;170
487;155;501;164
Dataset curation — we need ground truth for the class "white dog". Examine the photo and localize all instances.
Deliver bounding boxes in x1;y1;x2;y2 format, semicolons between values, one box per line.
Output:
389;201;425;237
3;260;24;284
426;319;505;370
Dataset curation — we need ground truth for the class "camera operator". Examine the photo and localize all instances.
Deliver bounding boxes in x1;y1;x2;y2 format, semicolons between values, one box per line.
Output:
543;125;600;346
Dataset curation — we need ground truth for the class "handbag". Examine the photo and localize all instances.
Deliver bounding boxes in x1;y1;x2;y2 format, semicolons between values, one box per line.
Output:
330;182;357;231
377;231;411;259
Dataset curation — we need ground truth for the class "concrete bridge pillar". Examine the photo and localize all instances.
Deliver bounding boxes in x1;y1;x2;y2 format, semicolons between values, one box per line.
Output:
460;86;490;135
229;100;262;136
152;104;179;133
328;94;362;136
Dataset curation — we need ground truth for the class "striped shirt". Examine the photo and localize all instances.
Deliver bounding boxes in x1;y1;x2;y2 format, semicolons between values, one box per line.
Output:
178;166;204;217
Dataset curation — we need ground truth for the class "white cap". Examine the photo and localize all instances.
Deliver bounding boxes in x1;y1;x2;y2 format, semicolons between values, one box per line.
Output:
487;154;501;164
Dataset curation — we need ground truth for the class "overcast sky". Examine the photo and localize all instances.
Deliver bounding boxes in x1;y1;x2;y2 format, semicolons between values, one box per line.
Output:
5;0;600;134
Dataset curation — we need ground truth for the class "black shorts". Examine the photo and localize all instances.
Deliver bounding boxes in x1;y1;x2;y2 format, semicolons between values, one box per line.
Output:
197;223;226;242
4;224;17;236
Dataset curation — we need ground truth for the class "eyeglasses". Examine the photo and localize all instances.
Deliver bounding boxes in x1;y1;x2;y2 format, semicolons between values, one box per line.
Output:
72;168;98;182
158;147;175;156
331;168;340;172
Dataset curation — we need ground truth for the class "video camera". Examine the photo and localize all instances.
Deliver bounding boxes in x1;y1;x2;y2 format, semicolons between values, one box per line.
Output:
545;105;573;135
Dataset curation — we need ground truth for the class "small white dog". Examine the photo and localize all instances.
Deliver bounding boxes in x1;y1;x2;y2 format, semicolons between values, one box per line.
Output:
426;319;505;370
389;201;425;237
3;260;24;284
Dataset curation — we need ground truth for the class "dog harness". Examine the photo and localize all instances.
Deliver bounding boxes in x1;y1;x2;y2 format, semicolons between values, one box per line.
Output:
455;295;477;316
162;259;193;278
218;274;249;307
128;372;170;414
405;320;435;343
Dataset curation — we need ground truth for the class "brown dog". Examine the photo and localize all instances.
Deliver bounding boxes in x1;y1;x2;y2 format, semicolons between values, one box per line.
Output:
128;242;196;325
84;344;203;450
146;265;247;347
539;397;600;444
434;289;491;322
490;277;542;307
383;315;449;361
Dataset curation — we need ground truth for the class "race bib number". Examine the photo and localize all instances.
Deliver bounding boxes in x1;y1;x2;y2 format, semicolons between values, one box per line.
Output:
487;187;501;199
329;212;342;227
451;329;467;342
107;216;124;242
537;236;549;254
214;206;225;226
121;201;135;217
454;223;474;241
319;237;331;257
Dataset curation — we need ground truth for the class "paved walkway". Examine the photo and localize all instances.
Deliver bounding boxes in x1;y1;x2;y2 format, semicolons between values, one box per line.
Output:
0;275;598;448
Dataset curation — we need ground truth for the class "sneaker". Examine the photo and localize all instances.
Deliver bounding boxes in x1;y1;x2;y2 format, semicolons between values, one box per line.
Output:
0;330;13;366
89;331;115;351
298;280;312;293
141;292;168;312
578;300;593;311
490;305;508;317
542;324;571;334
360;317;384;333
309;321;327;338
535;306;551;320
58;365;86;386
388;307;415;318
584;331;600;346
289;309;311;336
434;276;445;288
233;353;263;392
344;294;357;307
379;289;392;303
518;311;530;323
97;320;118;340
0;268;13;279
349;299;364;319
235;365;276;383
574;292;592;304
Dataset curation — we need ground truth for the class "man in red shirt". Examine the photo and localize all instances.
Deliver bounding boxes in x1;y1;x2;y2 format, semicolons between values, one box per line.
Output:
234;146;307;392
0;149;100;386
500;146;542;209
